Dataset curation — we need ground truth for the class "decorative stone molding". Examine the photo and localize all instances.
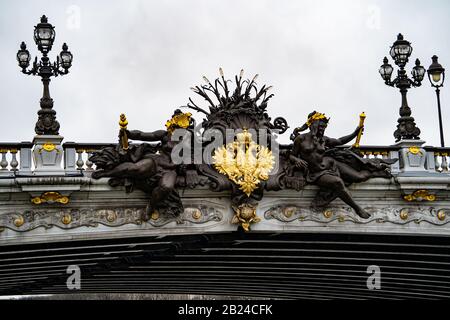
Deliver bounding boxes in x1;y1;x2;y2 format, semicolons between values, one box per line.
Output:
0;205;223;232
264;205;450;226
148;205;223;227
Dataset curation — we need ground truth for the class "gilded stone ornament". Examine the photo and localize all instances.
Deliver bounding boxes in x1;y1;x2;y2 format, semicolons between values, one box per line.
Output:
213;130;274;197
407;146;423;156
283;207;296;218
403;190;436;202
231;203;261;232
323;210;333;218
42;142;56;152
191;209;202;220
61;213;72;225
13;215;25;227
31;192;69;205
37;142;60;154
437;210;446;221
400;209;409;220
150;211;160;221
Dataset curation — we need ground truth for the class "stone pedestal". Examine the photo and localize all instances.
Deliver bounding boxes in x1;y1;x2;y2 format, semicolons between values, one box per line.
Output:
32;135;64;175
394;139;426;172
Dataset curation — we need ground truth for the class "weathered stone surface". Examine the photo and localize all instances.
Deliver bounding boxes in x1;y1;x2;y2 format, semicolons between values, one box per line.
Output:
0;174;449;246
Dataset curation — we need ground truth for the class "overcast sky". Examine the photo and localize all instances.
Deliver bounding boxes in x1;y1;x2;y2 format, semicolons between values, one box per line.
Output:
0;0;449;146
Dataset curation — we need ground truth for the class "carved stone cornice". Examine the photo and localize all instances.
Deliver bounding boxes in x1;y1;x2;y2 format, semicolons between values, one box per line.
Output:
0;205;223;232
264;205;450;226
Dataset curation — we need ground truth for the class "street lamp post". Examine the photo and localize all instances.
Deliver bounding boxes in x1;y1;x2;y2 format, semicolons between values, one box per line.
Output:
427;55;446;147
16;15;73;135
379;34;426;142
16;15;73;175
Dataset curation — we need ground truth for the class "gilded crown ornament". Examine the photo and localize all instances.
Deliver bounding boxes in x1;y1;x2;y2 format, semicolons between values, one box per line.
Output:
306;112;329;127
165;112;192;134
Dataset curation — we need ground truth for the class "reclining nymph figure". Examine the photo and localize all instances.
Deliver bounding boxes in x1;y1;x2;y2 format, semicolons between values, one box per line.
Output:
289;111;397;219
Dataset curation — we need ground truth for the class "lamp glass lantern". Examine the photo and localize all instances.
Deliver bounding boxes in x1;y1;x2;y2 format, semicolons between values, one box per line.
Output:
412;59;426;82
379;57;393;81
16;42;31;69
427;55;445;87
59;43;73;69
33;15;55;53
389;33;412;67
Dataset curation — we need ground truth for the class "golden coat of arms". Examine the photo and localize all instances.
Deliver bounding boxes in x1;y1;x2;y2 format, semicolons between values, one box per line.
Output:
212;129;275;197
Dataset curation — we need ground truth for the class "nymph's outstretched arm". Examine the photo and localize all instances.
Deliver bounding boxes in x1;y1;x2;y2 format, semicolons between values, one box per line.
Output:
325;126;363;147
127;129;166;142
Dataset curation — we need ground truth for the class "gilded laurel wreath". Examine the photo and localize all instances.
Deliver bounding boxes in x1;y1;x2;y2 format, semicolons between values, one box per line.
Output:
212;130;275;196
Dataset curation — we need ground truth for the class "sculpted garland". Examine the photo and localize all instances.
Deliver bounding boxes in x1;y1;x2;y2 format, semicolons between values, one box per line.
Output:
90;70;397;230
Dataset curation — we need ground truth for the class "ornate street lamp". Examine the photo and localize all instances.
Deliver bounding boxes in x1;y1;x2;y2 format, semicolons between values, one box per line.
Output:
16;15;73;135
427;55;446;147
379;33;426;142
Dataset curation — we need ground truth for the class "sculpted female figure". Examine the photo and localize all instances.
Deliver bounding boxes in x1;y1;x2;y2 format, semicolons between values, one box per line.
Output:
289;111;395;219
91;109;193;220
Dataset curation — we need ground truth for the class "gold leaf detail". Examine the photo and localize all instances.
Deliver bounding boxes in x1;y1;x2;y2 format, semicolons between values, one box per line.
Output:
403;190;436;202
31;192;69;205
407;146;423;156
231;203;260;232
61;213;72;225
165;112;192;134
437;210;446;221
212;130;274;197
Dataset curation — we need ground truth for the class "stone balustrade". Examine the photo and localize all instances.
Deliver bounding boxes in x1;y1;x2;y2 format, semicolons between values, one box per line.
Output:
62;142;116;173
0;141;448;176
0;140;449;246
425;147;449;172
0;142;33;176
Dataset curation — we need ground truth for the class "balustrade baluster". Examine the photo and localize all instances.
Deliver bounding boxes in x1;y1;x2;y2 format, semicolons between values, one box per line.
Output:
10;149;18;171
76;149;85;170
442;153;449;172
0;150;8;170
85;152;94;171
435;153;441;172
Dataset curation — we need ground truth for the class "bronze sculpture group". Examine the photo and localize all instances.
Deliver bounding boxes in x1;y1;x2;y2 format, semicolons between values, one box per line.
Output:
90;70;397;228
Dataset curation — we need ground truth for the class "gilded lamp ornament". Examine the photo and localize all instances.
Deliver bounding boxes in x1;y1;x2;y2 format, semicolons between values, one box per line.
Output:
213;129;275;197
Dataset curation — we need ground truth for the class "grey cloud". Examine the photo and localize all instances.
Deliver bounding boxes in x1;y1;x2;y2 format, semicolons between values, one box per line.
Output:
0;0;449;146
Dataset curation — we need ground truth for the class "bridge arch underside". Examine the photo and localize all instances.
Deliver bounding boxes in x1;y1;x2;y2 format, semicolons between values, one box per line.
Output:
1;232;450;300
